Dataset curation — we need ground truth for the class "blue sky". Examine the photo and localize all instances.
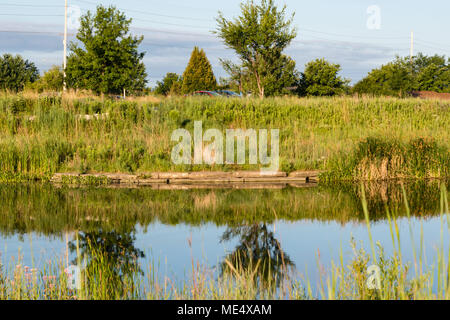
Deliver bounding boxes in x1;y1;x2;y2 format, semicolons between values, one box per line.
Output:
1;0;449;86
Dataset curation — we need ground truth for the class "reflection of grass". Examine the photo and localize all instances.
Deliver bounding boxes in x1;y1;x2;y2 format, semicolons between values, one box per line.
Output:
0;94;448;181
1;185;449;300
0;181;447;236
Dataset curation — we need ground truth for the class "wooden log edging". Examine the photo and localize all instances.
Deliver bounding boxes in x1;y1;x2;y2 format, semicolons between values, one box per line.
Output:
51;171;321;186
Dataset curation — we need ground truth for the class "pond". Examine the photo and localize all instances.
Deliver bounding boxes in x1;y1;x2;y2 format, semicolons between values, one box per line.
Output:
0;180;448;295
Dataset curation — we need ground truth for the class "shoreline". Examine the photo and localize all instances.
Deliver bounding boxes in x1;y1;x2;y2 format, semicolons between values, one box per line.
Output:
1;171;447;187
50;170;320;187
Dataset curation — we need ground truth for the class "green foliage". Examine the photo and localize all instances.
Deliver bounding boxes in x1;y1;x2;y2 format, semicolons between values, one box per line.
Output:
154;73;182;96
415;56;450;92
216;0;297;98
181;47;217;94
353;53;449;96
263;55;300;96
0;54;39;92
298;58;349;96
324;136;449;181
220;55;299;96
66;5;147;95
0;94;448;181
353;57;413;96
28;66;64;92
169;80;183;96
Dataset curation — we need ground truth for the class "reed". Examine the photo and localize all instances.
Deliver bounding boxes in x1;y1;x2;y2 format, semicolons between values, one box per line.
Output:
0;94;448;181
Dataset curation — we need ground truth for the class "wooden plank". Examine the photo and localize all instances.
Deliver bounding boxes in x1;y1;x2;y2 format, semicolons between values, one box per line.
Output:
51;171;321;186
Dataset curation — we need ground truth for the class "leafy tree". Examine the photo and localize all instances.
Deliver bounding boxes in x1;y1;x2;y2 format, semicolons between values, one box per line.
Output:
216;0;297;98
353;59;413;96
181;47;217;94
298;58;349;96
154;72;182;96
413;53;449;93
221;54;299;96
413;52;447;74
66;5;147;95
220;60;253;94
168;80;183;96
416;63;450;92
0;54;39;92
29;66;64;92
353;53;449;96
220;60;245;93
263;55;300;96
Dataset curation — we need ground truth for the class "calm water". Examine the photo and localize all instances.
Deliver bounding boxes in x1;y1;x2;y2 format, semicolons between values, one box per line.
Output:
0;181;448;290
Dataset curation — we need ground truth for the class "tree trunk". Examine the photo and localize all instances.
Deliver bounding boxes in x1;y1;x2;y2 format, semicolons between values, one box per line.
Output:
254;70;264;98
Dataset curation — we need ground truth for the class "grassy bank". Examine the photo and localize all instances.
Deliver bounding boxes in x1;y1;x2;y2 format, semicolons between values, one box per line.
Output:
0;93;448;181
0;185;448;300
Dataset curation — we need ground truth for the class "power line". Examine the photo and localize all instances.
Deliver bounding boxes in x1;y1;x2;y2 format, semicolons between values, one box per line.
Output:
415;38;450;50
0;3;63;7
0;5;446;57
0;30;74;36
298;27;409;40
73;0;212;22
132;17;210;30
133;27;215;38
0;28;445;56
2;2;445;53
293;35;410;52
414;41;450;55
0;13;64;16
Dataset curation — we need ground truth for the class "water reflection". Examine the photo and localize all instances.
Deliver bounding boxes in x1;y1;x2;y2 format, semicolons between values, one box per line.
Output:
220;223;294;288
0;180;448;288
69;229;144;297
0;180;446;237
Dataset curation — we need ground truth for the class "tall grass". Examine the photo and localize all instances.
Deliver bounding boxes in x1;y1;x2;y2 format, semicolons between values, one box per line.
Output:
0;184;449;300
0;94;448;181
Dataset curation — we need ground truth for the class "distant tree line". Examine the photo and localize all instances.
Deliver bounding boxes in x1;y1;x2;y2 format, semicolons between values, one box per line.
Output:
354;53;450;96
0;1;448;98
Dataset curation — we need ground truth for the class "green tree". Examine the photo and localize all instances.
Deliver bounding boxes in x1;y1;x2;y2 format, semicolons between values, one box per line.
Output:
416;63;450;93
262;55;300;96
66;5;147;95
298;58;349;96
216;0;297;98
169;80;183;96
154;72;182;96
181;47;217;94
30;66;64;92
353;53;449;96
221;54;299;96
0;54;39;92
413;53;449;93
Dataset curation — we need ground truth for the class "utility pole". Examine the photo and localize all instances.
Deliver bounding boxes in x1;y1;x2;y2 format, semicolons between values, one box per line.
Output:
63;0;68;92
410;31;414;65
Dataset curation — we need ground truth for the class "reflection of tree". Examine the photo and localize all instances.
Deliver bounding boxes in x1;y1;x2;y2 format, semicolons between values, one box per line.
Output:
69;229;144;298
220;223;295;289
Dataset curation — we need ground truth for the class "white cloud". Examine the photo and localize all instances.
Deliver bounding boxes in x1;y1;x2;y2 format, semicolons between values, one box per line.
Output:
0;24;405;85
